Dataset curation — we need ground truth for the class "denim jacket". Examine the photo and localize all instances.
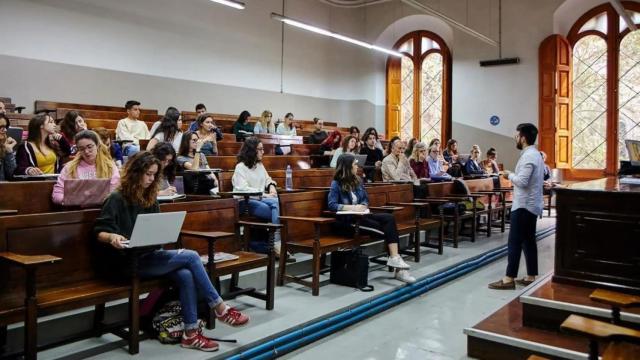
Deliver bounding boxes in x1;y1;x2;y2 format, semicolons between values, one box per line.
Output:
327;180;369;211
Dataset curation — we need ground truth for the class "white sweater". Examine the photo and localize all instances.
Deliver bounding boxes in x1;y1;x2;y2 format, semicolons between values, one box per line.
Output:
232;162;277;195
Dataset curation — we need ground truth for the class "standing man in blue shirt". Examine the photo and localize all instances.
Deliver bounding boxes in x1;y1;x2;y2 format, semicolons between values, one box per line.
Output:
489;123;544;290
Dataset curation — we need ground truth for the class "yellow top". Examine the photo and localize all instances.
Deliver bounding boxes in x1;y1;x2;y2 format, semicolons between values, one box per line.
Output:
33;145;57;174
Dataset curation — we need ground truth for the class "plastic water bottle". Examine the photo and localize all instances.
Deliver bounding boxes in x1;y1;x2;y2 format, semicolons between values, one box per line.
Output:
285;165;293;190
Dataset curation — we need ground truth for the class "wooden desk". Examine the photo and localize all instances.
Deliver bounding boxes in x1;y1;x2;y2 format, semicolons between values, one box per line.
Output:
553;177;640;294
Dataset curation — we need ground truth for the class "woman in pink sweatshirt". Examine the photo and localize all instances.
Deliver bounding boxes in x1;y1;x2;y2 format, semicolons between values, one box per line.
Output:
52;130;120;205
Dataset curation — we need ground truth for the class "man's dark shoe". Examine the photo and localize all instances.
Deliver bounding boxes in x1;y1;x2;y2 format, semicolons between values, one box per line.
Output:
515;278;535;286
488;279;516;290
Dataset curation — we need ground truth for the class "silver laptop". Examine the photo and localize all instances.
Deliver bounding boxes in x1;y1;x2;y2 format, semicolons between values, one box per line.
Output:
625;139;640;166
353;154;369;167
124;211;186;248
63;179;111;206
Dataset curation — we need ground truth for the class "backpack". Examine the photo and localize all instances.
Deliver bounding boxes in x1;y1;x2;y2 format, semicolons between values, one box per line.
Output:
151;301;204;344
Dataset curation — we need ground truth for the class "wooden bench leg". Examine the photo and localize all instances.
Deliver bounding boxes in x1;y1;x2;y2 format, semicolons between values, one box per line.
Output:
128;277;140;355
25;269;37;360
93;303;105;336
438;223;444;255
266;249;275;310
312;243;321;296
453;217;459;248
0;324;7;350
413;231;420;263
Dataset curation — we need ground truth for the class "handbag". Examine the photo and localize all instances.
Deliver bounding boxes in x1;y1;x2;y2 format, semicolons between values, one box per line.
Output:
438;202;467;215
329;248;373;292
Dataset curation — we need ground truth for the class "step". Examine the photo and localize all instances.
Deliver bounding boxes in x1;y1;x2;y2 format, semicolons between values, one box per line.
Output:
521;278;640;331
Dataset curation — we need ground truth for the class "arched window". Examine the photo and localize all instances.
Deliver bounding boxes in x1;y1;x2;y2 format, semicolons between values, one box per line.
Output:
386;31;451;144
540;2;640;179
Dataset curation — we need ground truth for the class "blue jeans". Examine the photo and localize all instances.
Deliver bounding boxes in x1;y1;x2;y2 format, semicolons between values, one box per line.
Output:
240;197;280;224
123;144;140;156
138;249;223;329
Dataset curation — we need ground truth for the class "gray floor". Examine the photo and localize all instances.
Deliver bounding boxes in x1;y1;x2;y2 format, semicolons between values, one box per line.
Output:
282;233;556;360
32;215;555;360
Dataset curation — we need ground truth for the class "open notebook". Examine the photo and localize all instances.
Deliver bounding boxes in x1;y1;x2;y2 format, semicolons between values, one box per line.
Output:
200;252;240;264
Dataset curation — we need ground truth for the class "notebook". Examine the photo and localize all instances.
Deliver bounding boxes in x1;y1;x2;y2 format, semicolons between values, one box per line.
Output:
63;179;111;206
124;211;186;248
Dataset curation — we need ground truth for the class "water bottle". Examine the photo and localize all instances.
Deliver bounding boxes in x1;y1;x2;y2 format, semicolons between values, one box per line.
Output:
285;165;293;190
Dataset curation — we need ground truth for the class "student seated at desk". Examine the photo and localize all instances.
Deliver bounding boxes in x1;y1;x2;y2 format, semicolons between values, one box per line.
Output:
177;131;218;194
253;110;276;135
115;100;149;156
231;137;284;257
94;152;249;352
52;130;120;205
0;114;17;181
276;112;297;136
481;147;500;174
187;103;208;132
59;110;87;155
360;131;384;182
194;113;220;156
330;135;359;168
409;141;431;180
151;142;178;196
308;117;327;144
233;110;253;140
147;107;183;152
328;153;415;284
94;127;123;168
427;145;452;181
464;145;487;176
320;130;342;155
15;113;70;176
381;138;418;183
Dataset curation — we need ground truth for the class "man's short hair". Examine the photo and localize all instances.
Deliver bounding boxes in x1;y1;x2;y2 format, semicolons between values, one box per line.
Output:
125;100;141;110
195;103;206;112
516;123;538;146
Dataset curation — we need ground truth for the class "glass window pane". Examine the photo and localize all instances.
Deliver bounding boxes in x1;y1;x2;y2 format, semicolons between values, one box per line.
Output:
618;30;640;162
579;12;607;34
572;35;608;169
421;37;439;54
619;12;640;33
420;53;443;143
399;39;413;54
400;56;414;141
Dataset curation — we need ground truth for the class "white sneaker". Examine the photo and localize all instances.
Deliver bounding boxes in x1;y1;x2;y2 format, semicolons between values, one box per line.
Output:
395;270;416;284
386;255;410;269
273;242;282;257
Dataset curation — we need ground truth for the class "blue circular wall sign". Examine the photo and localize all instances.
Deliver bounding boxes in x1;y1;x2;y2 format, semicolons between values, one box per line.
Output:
490;115;500;126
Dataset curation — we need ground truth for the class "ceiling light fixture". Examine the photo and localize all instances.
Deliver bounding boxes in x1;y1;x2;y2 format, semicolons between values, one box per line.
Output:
271;13;402;57
209;0;245;10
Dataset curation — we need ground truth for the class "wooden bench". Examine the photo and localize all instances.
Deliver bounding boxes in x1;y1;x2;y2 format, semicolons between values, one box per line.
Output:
55;108;161;122
35;101;157;116
276;190;352;296
0;181;56;214
365;184;444;262
217;168;336;192
206;155;311;172
217;142;276;156
0;198;277;358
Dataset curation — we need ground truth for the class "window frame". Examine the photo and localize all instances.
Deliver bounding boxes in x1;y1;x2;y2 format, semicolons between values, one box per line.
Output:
385;30;452;143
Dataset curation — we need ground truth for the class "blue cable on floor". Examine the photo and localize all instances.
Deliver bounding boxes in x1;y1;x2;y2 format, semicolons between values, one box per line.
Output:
227;226;556;360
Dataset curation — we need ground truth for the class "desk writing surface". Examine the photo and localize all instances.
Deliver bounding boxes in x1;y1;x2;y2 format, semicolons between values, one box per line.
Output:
556;177;640;193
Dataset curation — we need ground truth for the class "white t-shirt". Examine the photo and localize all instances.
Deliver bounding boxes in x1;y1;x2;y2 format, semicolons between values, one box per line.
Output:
152;131;183;152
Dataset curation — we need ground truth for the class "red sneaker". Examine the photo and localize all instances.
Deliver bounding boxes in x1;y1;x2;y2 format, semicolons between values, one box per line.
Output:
216;307;249;327
180;333;219;352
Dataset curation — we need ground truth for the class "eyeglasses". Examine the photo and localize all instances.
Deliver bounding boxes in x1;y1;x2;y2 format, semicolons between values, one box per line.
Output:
77;144;96;153
256;147;265;152
0;125;7;131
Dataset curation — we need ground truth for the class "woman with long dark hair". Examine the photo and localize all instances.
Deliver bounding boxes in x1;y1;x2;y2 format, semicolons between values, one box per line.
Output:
329;135;358;168
59;110;87;150
231;137;284;257
147;107;183;152
94;152;249;352
15;114;70;175
0;114;17;180
194;113;219;156
328;153;415;283
177;131;218;194
233;110;253;139
151;142;179;196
